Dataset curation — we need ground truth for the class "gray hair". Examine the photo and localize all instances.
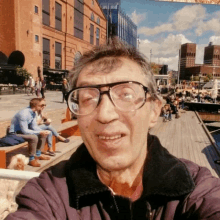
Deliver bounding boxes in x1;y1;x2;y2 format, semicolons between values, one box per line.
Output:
69;38;160;101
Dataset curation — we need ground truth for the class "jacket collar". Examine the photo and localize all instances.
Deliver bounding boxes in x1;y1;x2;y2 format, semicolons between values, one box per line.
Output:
66;134;195;209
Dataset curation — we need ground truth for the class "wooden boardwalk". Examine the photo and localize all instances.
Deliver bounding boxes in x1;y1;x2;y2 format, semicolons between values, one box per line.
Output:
150;111;220;178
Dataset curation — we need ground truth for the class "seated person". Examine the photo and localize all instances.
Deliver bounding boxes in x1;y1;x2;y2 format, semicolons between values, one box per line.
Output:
161;106;168;122
9;98;51;167
36;100;70;156
161;104;172;122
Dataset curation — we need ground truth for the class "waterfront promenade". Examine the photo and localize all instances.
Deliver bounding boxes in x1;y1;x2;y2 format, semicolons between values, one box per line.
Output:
150;110;220;178
1;92;220;178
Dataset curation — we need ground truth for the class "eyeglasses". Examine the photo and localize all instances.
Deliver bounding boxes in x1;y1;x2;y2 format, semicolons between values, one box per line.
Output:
40;104;46;107
66;81;149;116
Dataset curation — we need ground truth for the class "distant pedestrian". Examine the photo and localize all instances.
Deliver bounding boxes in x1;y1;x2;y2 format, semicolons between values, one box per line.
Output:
37;67;46;99
61;78;70;103
41;78;46;99
28;76;35;95
35;77;42;98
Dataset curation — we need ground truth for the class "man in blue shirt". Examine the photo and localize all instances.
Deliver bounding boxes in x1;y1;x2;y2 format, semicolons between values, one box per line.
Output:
9;98;51;167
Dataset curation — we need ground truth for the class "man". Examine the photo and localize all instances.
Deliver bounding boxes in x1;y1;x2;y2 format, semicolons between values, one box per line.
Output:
9;98;51;167
28;76;35;95
6;40;220;219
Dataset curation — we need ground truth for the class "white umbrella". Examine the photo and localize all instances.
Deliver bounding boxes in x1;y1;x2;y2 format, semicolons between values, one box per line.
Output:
211;79;218;103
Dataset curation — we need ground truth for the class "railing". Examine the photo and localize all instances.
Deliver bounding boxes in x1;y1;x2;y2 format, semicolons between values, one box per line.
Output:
0;84;26;95
0;169;39;181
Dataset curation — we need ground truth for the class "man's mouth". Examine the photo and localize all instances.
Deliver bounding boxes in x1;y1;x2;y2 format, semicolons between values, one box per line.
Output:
98;134;122;140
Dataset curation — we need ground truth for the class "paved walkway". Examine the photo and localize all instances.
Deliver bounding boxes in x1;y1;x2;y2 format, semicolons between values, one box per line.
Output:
0;91;67;121
150;111;220;178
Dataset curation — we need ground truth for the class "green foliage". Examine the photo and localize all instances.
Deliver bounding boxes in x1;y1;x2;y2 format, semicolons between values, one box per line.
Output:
170;78;176;86
204;73;213;82
193;76;200;81
150;62;160;75
15;67;32;85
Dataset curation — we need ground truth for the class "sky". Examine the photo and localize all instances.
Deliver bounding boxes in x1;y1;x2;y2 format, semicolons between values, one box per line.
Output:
120;0;220;71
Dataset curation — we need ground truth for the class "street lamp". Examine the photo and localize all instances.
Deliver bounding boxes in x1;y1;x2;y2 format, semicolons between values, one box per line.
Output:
150;49;152;64
198;73;202;95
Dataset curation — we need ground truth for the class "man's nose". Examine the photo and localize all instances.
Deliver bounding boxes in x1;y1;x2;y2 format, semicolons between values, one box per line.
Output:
96;93;119;123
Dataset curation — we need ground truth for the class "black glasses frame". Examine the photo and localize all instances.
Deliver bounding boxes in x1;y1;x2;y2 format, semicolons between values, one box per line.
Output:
66;81;149;114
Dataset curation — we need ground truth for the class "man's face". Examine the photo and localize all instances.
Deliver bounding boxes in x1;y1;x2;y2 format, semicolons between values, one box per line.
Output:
36;100;46;112
76;58;160;172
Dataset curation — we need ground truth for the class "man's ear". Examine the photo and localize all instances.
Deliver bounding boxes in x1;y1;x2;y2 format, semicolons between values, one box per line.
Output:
149;99;162;129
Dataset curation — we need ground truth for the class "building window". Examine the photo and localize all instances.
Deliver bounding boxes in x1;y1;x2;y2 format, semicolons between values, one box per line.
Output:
91;12;94;21
55;2;62;31
42;0;50;26
55;42;62;69
35;35;39;43
97;17;100;25
90;24;94;45
96;27;99;46
74;0;84;40
43;38;50;68
35;5;39;14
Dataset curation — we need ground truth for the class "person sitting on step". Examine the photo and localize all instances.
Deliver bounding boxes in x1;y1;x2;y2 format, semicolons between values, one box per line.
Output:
36;98;70;156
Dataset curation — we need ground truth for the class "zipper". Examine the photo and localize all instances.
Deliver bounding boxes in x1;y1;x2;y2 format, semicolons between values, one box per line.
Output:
146;201;153;220
112;194;119;213
149;211;153;220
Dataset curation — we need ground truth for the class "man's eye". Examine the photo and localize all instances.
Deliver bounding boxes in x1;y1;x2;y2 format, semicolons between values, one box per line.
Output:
80;96;98;104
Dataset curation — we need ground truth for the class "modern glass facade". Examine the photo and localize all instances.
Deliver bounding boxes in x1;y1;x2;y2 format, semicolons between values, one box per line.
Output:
99;0;137;48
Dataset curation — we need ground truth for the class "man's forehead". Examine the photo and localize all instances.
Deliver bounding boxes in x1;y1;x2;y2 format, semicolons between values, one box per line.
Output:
77;58;145;86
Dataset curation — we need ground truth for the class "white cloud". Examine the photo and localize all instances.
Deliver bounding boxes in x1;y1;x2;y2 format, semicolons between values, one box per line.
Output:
138;4;220;37
172;4;206;31
138;23;173;36
209;36;220;45
139;34;192;70
195;18;220;36
130;10;146;25
195;44;206;65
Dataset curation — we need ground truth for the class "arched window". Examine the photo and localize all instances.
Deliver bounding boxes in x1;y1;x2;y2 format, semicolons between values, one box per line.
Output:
91;12;94;21
97;17;100;25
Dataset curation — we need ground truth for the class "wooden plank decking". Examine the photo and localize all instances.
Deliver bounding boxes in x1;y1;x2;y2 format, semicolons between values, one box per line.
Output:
150;110;220;178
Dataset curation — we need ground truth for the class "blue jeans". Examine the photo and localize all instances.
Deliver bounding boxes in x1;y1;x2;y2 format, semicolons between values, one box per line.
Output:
163;114;169;120
39;124;59;148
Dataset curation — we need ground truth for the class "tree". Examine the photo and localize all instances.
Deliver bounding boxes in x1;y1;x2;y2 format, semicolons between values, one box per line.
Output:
193;76;199;82
170;78;177;86
204;73;213;82
150;62;160;75
15;67;32;85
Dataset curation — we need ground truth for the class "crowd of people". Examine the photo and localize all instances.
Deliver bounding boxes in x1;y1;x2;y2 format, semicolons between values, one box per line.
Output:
25;74;70;103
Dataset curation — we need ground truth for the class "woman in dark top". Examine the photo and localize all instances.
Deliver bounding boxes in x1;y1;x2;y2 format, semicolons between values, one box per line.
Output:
61;78;70;103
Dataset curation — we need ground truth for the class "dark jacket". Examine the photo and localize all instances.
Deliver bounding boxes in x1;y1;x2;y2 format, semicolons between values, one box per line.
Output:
62;82;70;93
0;134;25;147
6;135;220;220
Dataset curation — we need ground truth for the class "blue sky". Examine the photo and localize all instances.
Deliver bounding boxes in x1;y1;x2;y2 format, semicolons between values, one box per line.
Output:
119;0;220;70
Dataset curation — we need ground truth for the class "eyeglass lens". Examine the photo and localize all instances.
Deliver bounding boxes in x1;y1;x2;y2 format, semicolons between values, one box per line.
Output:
68;83;146;115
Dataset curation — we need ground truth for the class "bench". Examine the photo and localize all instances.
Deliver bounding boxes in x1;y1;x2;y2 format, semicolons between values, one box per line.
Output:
0;109;81;168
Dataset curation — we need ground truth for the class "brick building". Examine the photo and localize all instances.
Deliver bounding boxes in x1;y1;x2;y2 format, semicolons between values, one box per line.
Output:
204;43;220;66
0;0;107;82
179;43;196;79
179;42;220;80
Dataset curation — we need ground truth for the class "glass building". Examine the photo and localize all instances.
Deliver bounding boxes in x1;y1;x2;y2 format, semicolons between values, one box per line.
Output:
98;0;137;48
